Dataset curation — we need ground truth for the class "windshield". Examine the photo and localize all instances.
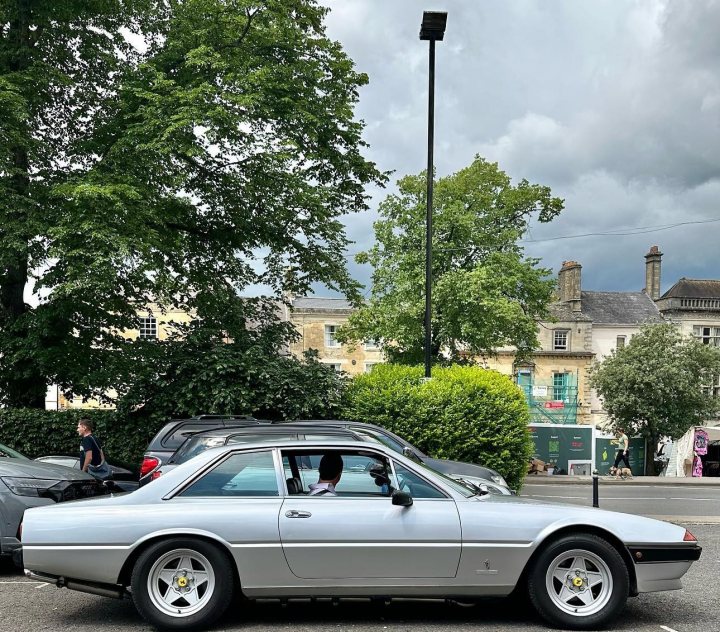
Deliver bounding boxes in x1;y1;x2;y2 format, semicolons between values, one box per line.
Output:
408;458;476;498
171;436;227;464
0;443;30;460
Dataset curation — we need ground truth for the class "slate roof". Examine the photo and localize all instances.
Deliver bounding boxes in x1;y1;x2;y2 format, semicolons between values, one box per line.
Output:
660;278;720;299
292;297;352;311
548;302;592;322
580;291;663;325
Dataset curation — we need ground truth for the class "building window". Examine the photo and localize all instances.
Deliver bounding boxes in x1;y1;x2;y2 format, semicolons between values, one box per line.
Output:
324;362;343;373
553;329;569;351
139;317;158;340
693;326;720;347
702;374;720;398
364;338;381;351
516;369;533;398
364;362;378;373
324;325;340;348
616;335;626;349
553;372;569;402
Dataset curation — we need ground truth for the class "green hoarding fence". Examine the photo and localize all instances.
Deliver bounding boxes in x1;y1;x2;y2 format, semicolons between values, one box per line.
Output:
595;437;646;476
528;425;592;473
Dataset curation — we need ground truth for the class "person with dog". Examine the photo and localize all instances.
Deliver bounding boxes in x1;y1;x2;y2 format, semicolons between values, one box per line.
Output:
612;427;631;475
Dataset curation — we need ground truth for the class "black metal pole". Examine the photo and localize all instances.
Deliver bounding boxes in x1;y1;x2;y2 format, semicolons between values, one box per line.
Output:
592;469;599;508
424;38;435;380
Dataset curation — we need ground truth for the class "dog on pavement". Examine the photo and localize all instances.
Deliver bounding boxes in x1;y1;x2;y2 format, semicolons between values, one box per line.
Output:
609;466;632;479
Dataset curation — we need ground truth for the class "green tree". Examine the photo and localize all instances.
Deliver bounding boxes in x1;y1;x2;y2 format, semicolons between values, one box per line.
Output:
0;0;383;407
339;156;563;363
116;323;346;423
590;323;720;472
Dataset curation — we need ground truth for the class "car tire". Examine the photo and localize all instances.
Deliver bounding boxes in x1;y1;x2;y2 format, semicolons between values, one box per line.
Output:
131;538;235;631
527;533;629;630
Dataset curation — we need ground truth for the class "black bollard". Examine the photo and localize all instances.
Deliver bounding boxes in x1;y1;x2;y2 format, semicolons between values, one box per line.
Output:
592;469;599;508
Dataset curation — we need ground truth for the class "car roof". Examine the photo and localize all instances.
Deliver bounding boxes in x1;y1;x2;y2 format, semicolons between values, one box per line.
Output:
181;425;362;440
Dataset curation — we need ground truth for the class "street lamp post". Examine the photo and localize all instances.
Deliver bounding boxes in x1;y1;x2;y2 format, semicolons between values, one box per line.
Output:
419;11;447;380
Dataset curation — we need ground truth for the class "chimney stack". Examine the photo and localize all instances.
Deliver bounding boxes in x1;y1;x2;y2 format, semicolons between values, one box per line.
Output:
558;260;582;312
644;245;662;301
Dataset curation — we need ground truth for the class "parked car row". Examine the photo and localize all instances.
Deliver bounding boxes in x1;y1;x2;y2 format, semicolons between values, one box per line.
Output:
140;416;512;495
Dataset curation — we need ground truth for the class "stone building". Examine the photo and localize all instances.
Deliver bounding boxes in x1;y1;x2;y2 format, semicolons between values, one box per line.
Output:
287;297;384;375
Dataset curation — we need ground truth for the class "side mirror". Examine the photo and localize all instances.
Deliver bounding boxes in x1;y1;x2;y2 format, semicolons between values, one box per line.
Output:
391;490;413;507
402;447;421;462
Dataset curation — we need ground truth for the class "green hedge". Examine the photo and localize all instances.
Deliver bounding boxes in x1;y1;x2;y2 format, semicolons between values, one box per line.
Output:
341;364;532;490
0;409;164;472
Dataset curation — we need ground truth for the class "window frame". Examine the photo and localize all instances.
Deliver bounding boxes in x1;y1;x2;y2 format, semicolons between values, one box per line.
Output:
324;324;340;348
139;316;158;340
616;335;626;349
166;448;283;499
552;329;570;351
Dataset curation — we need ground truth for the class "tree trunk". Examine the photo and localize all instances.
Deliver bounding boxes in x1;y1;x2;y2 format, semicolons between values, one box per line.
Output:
0;1;47;408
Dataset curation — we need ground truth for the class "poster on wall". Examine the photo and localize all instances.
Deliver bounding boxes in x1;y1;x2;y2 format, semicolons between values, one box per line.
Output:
595;437;646;476
528;426;593;473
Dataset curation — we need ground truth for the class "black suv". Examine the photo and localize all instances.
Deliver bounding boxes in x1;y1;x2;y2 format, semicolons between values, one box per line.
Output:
139;415;269;486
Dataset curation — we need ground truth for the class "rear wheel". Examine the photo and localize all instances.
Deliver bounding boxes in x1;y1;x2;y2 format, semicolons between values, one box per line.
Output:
527;534;629;630
131;538;234;630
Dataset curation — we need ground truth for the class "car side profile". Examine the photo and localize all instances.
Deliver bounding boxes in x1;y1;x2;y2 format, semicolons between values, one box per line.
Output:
20;440;700;631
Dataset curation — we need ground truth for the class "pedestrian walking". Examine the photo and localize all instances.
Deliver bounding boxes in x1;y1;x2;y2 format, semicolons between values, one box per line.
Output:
77;418;112;480
611;427;631;476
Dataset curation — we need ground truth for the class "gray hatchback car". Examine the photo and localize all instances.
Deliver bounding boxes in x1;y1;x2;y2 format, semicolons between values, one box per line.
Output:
0;442;108;562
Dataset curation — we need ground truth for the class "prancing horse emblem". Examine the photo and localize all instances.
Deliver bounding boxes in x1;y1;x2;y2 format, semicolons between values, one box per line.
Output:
476;559;499;575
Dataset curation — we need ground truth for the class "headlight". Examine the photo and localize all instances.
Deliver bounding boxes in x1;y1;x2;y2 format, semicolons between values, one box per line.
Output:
491;474;508;488
0;477;61;497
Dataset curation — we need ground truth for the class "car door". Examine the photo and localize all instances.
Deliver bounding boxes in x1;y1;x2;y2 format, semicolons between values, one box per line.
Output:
278;449;461;579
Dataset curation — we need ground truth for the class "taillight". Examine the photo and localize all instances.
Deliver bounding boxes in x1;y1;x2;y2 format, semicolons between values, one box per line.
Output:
140;456;160;478
683;529;697;542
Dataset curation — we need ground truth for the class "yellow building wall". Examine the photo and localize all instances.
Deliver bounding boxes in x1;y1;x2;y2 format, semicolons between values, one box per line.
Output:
289;312;384;375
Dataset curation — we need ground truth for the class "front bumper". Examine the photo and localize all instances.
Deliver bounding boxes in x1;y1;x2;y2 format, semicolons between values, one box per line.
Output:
629;544;702;594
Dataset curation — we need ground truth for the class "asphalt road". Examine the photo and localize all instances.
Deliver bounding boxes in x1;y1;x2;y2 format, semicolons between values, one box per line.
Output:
521;481;720;520
1;525;718;632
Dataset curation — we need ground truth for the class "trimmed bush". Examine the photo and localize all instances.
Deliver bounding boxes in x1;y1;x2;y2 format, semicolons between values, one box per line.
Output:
0;409;162;472
341;364;532;490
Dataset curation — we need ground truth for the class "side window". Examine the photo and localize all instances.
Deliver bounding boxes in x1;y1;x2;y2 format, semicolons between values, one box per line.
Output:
282;451;393;497
393;462;446;499
180;450;278;497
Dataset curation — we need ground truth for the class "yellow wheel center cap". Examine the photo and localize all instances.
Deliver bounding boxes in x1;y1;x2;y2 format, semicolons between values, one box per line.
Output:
177;577;189;588
572;577;584;587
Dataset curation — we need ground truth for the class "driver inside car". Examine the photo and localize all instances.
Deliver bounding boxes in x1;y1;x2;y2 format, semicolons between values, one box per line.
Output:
308;453;343;496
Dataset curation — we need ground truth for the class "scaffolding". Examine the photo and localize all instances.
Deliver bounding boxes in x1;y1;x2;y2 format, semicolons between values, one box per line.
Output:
517;371;579;425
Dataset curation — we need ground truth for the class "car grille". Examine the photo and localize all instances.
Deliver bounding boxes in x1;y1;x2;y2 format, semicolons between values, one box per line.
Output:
43;480;110;503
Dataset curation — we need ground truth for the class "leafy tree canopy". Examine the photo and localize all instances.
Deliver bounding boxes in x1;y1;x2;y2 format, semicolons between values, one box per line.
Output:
339;156;563;363
590;323;720;448
0;0;384;407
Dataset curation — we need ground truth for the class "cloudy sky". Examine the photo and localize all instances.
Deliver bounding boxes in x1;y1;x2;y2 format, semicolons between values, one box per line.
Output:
316;0;720;297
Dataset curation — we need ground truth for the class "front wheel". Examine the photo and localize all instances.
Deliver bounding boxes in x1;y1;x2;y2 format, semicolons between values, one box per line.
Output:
131;538;235;630
527;534;629;630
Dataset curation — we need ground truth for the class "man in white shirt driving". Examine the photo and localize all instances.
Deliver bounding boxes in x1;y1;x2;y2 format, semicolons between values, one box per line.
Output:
309;453;343;496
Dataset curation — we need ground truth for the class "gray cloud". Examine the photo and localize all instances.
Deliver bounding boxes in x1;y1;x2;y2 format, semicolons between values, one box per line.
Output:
316;0;720;298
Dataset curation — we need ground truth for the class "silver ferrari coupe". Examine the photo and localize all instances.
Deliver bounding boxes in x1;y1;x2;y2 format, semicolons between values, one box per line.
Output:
19;440;701;631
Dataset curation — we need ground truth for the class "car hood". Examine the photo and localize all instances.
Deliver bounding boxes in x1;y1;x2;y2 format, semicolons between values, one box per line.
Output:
423;457;500;481
468;492;688;544
0;459;94;481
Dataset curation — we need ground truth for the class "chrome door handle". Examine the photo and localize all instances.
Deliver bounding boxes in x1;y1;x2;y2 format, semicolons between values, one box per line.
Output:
285;510;312;518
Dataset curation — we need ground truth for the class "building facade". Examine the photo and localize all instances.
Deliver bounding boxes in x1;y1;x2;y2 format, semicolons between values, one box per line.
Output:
287;297;384;375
